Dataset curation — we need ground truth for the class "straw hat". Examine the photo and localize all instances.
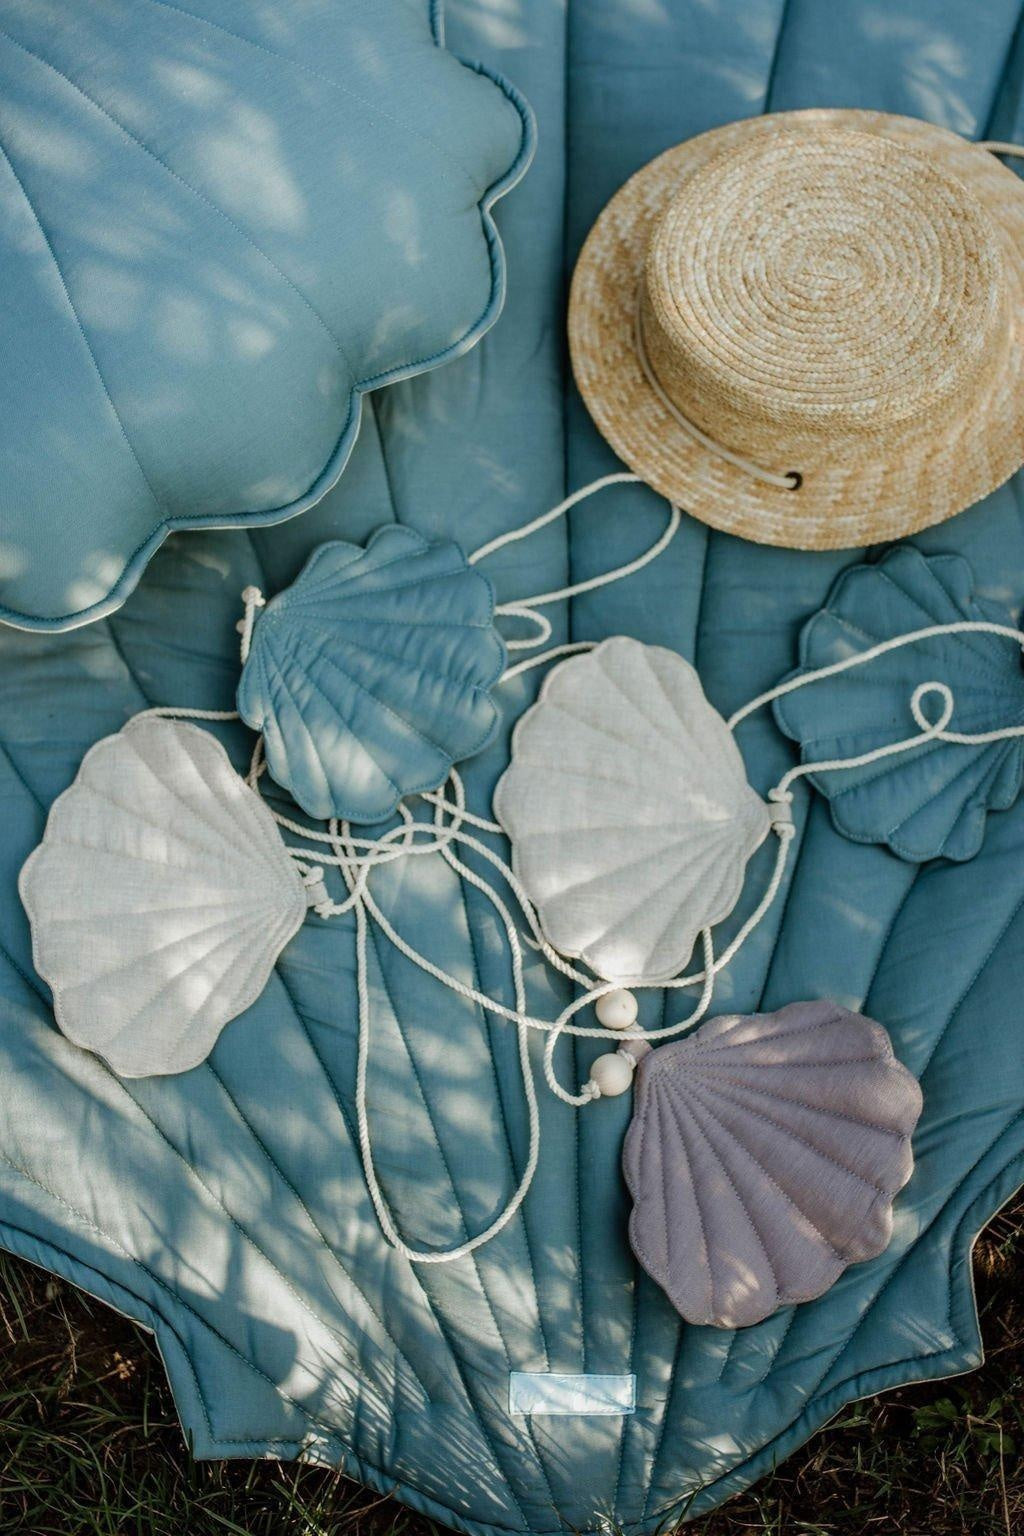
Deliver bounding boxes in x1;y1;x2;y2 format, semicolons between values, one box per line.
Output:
569;109;1024;550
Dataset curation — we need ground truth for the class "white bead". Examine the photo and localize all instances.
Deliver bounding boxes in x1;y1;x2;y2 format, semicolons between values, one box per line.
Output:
589;1052;635;1098
595;988;639;1031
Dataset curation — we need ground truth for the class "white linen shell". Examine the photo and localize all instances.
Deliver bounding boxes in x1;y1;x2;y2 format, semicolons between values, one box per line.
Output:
19;717;309;1077
494;637;771;982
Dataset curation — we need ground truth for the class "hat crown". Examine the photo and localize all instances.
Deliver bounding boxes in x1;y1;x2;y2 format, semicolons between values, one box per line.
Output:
642;125;1007;459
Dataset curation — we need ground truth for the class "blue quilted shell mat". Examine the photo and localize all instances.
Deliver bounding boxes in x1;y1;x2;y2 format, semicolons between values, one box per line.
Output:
3;2;1024;1533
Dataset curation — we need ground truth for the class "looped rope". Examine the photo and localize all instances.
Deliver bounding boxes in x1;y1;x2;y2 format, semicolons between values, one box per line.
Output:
469;471;682;638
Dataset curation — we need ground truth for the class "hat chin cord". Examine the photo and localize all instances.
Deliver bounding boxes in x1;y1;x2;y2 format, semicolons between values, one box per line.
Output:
633;295;802;491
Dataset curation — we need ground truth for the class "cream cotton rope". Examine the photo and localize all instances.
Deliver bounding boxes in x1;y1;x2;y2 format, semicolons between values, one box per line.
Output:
107;476;1024;1264
633;295;801;492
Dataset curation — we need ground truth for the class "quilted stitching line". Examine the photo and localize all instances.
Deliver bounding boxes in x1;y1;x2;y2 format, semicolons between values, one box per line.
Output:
295;612;498;633
611;1200;641;1513
264;951;526;1518
918;881;1024;1082
0;26;355;369
666;1080;776;1305
877;749;1020;863
698;1067;911;1141
358;914;555;1525
298;625;502;699
714;1328;740;1386
753;1305;799;1386
263;645;393;806
763;0;793;111
139;0;488;193
674;1119;1024;1534
982;9;1024;140
0;1214;217;1442
203;1057;434;1403
639;1309;687;1522
860;868;919;1007
686;1054;884;1071
798;1108;1024;1423
0;1210;571;1535
0;936;50;1009
636;1091;675;1306
457;866;555;1371
0;1147;373;1450
102;617;152;704
0;131;162;515
0;737;46;814
687;526;711;676
686;1080;846;1265
612;989;664;1522
700;1077;906;1199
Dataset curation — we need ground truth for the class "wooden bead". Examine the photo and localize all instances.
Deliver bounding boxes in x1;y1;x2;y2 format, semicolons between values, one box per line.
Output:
595;988;639;1030
589;1052;635;1098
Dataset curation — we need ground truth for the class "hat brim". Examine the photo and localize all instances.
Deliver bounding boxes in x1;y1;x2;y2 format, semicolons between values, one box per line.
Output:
569;109;1024;550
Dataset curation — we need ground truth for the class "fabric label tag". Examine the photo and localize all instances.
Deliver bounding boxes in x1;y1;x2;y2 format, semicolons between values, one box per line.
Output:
508;1372;636;1416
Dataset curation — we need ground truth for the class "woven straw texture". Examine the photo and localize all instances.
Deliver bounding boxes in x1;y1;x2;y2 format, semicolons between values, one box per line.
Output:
569;109;1024;549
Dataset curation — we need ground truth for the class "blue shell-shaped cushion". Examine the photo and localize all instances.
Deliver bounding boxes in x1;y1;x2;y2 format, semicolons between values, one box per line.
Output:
0;0;532;631
774;546;1024;862
237;525;506;823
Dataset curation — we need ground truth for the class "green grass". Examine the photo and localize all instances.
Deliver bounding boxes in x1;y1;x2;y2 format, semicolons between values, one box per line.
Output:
1;1200;1021;1536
